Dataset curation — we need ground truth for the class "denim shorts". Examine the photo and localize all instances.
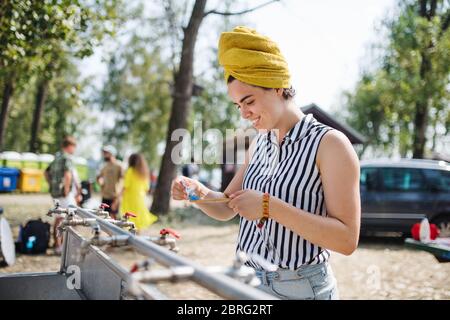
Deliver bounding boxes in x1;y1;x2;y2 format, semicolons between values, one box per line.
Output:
255;262;339;300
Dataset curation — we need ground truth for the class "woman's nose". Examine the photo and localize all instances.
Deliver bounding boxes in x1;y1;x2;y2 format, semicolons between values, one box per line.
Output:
240;106;252;119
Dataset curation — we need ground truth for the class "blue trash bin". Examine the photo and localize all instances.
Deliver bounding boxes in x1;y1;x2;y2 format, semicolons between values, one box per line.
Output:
0;167;20;192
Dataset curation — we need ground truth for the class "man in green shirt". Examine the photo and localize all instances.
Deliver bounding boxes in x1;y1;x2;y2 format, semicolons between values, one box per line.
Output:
44;136;79;254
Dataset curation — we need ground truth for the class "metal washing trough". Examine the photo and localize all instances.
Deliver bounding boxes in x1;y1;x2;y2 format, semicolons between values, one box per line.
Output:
0;204;276;300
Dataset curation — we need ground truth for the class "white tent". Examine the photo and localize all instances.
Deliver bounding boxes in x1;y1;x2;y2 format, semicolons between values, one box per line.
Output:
0;151;21;161
38;154;55;163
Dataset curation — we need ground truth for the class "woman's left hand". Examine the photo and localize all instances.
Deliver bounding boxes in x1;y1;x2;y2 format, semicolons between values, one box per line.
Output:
228;189;264;221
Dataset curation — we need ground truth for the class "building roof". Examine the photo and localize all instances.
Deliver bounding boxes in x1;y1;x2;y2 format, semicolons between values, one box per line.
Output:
223;103;367;153
301;103;367;145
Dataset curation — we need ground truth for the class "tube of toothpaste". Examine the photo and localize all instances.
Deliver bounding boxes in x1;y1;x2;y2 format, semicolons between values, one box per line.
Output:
180;179;200;200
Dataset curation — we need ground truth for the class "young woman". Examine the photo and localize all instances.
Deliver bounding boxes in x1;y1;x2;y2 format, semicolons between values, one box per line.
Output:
171;26;360;300
120;153;158;232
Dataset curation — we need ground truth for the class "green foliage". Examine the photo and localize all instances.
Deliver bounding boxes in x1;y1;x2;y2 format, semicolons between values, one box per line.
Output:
0;0;124;67
344;0;450;158
0;0;125;152
99;1;243;170
3;57;90;153
100;32;173;168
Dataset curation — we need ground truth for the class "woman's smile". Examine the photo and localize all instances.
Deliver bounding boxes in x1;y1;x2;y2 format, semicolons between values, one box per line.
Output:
251;116;261;127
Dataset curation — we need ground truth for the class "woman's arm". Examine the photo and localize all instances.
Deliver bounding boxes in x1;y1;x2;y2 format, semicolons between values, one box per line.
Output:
193;162;248;221
172;137;257;221
63;170;72;197
114;169;129;211
112;188;123;211
228;130;361;255
172;161;248;221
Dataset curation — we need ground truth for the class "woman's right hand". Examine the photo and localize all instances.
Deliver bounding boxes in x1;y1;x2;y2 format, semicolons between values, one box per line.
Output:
171;176;207;200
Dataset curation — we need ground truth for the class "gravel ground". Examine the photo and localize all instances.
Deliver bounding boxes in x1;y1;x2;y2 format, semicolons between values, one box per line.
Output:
1;193;449;300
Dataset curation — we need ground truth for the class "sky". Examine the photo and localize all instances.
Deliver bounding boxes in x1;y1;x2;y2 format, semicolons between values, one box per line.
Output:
80;0;397;108
243;0;396;110
77;0;398;159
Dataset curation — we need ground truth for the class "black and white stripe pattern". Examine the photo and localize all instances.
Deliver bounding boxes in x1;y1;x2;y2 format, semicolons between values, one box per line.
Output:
237;114;333;270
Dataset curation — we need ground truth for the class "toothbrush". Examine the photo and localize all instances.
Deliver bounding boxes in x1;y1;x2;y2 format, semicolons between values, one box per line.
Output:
180;179;200;200
180;179;230;203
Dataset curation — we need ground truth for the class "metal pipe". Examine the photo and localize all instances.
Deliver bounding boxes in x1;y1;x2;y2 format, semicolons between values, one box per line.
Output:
131;266;195;283
72;206;276;300
63;227;169;300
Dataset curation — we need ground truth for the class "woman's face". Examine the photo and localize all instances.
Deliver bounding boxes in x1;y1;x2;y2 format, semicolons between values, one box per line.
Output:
227;79;284;130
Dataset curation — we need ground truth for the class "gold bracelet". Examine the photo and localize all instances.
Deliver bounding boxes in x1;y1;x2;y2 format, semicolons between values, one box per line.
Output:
257;193;270;228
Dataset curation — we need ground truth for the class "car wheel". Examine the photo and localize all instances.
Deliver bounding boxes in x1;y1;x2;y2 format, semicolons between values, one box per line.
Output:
433;216;450;238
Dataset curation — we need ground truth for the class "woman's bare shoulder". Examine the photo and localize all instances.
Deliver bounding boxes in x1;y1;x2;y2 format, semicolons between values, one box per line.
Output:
316;129;359;171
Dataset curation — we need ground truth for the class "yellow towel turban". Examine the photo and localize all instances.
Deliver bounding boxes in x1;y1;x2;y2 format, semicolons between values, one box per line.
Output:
218;26;291;89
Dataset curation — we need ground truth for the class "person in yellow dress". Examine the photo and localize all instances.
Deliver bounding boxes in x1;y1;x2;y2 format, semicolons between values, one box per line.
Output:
119;153;157;232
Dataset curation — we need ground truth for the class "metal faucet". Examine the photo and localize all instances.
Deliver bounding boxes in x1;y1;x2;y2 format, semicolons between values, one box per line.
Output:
126;258;194;298
94;203;110;219
221;251;261;286
77;227;129;263
47;199;73;217
143;228;180;252
47;201;87;237
125;252;262;298
104;212;137;234
56;217;98;237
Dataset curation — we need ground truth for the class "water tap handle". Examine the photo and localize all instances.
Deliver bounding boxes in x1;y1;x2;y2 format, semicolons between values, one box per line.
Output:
130;258;154;273
160;228;181;239
100;203;110;210
124;212;137;220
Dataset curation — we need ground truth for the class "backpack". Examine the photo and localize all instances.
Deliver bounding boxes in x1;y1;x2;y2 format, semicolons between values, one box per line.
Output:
46;152;73;199
17;219;51;254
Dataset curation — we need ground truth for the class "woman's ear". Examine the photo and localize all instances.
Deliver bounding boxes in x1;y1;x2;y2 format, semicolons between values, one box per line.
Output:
275;88;283;97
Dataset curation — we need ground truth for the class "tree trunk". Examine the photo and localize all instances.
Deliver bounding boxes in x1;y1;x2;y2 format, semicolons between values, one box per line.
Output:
412;99;428;158
29;78;50;152
412;0;438;159
151;0;207;215
0;75;15;151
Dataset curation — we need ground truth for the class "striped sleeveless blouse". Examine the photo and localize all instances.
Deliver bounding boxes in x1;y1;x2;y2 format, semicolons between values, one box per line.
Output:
237;113;333;270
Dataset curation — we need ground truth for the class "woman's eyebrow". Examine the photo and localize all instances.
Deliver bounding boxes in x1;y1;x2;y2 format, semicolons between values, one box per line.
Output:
239;94;253;103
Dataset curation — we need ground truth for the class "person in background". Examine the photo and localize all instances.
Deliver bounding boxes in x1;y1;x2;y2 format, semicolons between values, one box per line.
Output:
119;153;157;233
149;169;158;195
97;145;123;219
72;164;82;206
44;136;79;254
182;156;199;179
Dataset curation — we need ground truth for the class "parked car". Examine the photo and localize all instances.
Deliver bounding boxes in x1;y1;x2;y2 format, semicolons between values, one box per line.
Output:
360;159;450;237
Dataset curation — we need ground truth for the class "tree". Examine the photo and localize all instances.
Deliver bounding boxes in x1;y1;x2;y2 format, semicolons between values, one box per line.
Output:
0;0;124;151
29;51;58;153
409;0;450;157
344;0;450;159
2;58;89;154
27;0;124;152
100;32;173;168
151;0;280;215
0;1;84;150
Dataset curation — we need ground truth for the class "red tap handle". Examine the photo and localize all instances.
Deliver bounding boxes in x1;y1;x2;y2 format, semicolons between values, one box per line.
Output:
124;212;137;218
160;228;181;239
100;203;110;209
130;260;151;273
130;263;139;273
